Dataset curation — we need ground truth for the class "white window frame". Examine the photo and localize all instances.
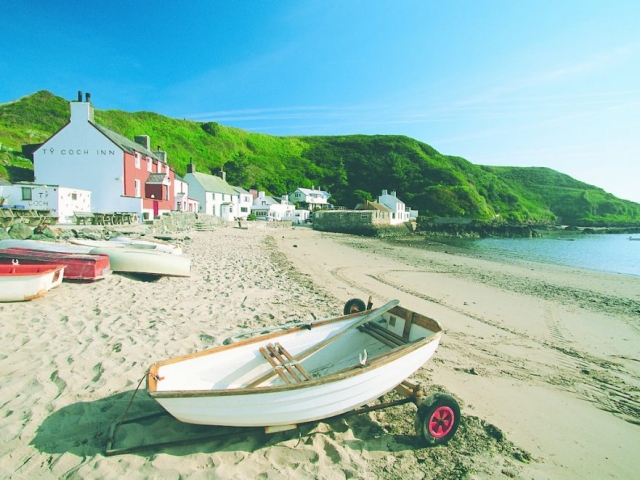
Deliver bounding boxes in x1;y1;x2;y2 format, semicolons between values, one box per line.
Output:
135;152;141;169
134;179;141;197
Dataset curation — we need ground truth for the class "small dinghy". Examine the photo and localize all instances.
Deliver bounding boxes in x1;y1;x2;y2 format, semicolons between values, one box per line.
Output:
0;248;111;281
146;299;459;444
0;263;65;302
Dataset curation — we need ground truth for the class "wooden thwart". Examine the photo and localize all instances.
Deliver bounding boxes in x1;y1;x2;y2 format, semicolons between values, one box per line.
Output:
361;322;407;348
256;342;311;386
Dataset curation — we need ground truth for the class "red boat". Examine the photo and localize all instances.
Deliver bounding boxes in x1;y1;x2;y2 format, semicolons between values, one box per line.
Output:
0;248;111;281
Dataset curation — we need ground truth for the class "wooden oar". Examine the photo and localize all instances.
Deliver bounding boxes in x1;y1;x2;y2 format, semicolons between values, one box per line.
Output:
246;299;400;388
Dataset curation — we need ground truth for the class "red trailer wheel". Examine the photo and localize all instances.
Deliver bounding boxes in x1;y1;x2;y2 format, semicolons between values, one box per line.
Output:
416;393;460;445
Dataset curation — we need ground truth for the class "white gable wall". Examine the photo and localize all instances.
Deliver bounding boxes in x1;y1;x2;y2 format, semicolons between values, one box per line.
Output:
34;121;123;212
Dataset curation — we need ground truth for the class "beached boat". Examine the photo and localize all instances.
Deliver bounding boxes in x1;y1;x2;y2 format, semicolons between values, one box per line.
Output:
147;299;459;444
0;248;111;281
0;239;189;277
108;236;182;255
0;238;94;254
0;263;65;302
89;247;191;277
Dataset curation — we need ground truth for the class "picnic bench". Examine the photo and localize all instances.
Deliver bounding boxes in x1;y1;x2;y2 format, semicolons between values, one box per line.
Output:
74;211;94;225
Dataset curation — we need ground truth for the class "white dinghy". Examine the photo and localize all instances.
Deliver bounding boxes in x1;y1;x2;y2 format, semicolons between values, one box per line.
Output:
147;300;455;436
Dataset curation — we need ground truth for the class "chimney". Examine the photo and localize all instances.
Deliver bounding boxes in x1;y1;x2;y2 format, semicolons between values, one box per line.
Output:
134;135;151;150
85;92;91;103
391;190;396;197
218;169;226;182
382;189;388;196
70;91;94;123
187;163;195;174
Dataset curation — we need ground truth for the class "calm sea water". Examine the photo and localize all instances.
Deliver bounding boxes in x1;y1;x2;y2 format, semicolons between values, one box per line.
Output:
433;233;640;277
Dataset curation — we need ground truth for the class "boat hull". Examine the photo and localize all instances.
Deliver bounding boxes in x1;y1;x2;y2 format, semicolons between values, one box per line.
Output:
89;247;191;277
0;264;65;302
0;248;111;281
148;303;442;427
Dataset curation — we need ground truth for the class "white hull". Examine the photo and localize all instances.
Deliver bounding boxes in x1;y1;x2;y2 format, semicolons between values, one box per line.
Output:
0;265;65;302
0;239;93;254
69;239;126;248
149;303;442;427
108;237;182;255
89;247;191;277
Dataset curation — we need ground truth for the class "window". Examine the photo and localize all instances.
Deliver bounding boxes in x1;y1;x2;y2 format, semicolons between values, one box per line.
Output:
147;158;152;172
134;179;141;197
71;193;77;200
21;187;32;200
135;152;140;168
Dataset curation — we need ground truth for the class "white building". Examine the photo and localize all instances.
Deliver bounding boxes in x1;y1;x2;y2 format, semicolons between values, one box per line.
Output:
0;182;91;224
252;192;295;221
377;189;416;225
233;186;254;220
32;92;178;220
173;174;199;213
183;164;240;221
289;187;331;210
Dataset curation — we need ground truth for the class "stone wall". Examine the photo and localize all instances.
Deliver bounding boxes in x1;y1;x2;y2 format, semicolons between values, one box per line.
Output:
312;210;412;237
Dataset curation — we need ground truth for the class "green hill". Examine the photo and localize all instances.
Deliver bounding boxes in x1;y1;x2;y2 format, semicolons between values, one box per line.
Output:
1;91;639;227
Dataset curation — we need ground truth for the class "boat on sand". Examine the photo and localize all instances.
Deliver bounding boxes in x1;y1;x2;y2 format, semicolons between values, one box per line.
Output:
146;299;459;444
0;239;189;277
89;247;190;277
70;237;182;255
0;248;111;281
0;263;65;302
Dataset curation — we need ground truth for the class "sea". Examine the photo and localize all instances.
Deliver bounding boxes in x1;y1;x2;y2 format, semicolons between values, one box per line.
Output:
419;233;640;277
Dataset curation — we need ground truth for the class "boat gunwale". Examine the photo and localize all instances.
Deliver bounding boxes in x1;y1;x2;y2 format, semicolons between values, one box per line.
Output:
147;305;443;398
0;264;67;276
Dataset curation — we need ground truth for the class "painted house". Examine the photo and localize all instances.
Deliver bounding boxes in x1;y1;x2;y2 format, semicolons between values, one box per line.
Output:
33;92;177;220
183;164;240;221
0;182;91;223
233;186;254;220
252;192;296;221
174;174;199;213
289;187;331;210
377;189;416;225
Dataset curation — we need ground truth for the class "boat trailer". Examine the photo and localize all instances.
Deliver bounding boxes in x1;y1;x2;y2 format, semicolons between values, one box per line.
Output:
106;379;460;456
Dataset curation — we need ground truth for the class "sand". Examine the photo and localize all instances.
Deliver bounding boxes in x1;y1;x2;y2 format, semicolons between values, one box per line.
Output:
0;224;638;479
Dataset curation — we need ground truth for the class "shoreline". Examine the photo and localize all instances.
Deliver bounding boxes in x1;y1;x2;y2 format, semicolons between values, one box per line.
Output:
1;225;638;478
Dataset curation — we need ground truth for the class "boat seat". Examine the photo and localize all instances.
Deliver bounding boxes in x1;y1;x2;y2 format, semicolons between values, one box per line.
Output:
360;322;407;348
257;342;311;385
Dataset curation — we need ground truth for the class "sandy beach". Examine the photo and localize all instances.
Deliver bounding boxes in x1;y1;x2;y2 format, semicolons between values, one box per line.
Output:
0;224;639;479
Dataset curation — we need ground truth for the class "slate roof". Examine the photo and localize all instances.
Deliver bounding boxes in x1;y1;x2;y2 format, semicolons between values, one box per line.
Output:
295;187;330;198
92;123;162;161
146;173;168;184
189;172;237;195
355;201;392;212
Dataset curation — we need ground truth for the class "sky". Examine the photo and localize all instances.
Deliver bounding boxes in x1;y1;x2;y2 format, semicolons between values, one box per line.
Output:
2;0;639;203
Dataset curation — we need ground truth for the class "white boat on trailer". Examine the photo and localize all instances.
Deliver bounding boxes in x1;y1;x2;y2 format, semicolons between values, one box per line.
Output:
142;299;460;447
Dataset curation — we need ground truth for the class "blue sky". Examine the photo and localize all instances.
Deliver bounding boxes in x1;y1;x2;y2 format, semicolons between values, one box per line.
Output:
2;1;639;203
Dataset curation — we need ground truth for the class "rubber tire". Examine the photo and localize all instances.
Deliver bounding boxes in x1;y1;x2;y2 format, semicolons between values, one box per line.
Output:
415;393;460;446
343;298;367;315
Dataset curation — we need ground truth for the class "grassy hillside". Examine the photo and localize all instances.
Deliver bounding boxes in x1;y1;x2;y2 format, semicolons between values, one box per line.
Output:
1;91;639;226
